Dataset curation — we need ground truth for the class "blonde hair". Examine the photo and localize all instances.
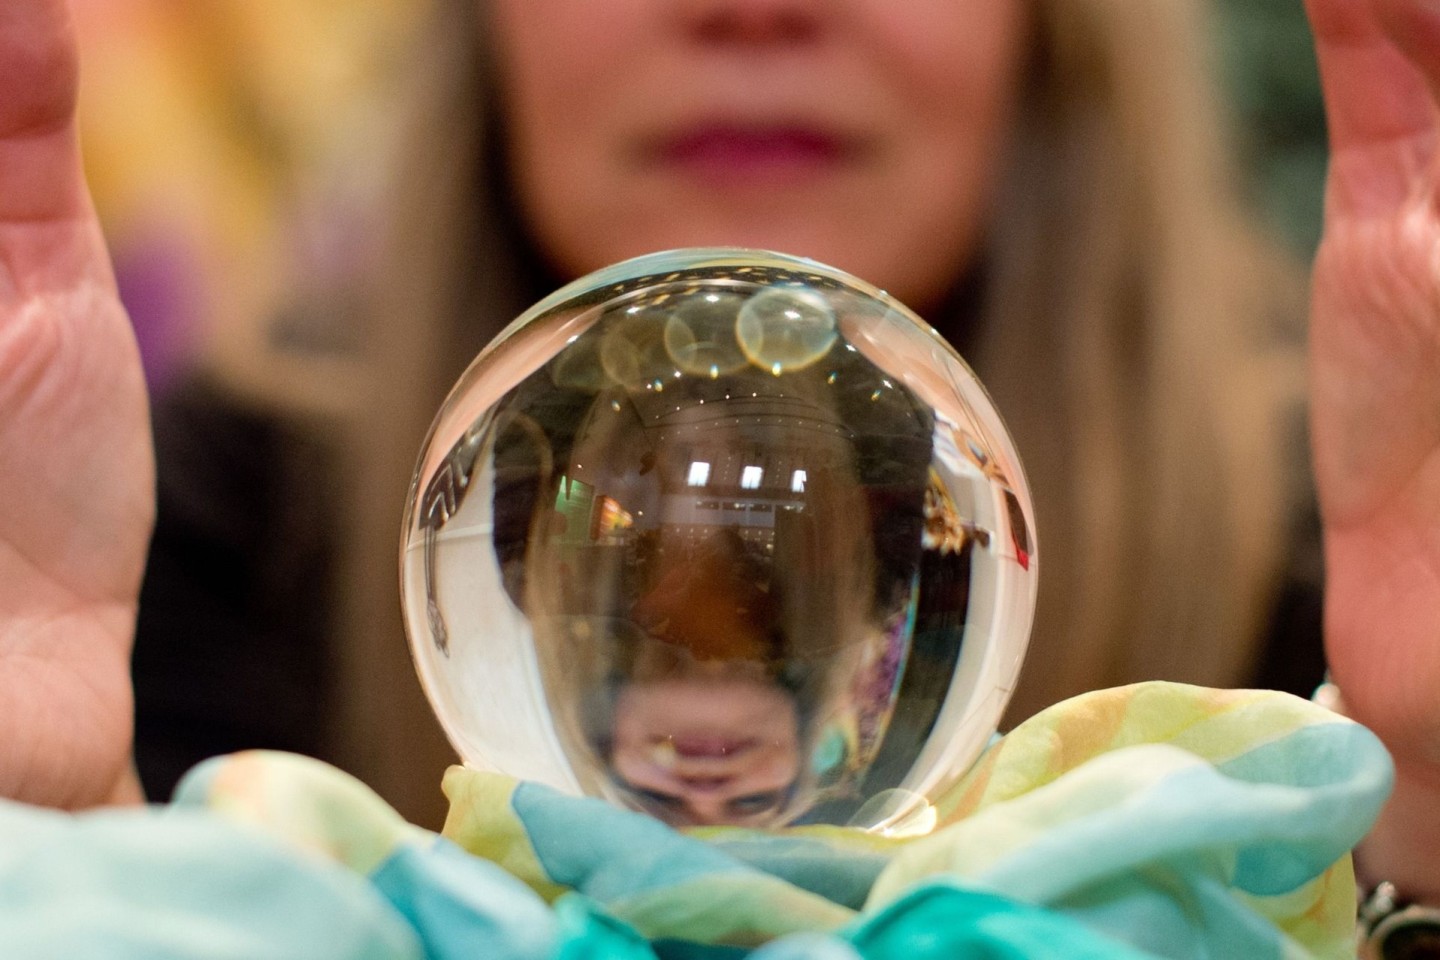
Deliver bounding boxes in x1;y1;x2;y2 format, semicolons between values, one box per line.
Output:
208;0;1305;825
980;0;1303;719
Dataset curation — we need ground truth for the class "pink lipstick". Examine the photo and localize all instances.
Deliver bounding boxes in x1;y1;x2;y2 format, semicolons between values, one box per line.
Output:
651;125;854;182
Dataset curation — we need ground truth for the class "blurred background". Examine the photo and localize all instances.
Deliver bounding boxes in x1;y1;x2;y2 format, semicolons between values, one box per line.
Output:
72;0;424;395
74;0;1325;398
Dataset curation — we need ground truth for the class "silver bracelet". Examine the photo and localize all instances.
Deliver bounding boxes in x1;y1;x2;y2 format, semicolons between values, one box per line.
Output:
1359;880;1440;959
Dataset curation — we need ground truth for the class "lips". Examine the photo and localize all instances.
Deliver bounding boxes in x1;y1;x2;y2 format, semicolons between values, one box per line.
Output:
669;734;757;759
648;124;858;181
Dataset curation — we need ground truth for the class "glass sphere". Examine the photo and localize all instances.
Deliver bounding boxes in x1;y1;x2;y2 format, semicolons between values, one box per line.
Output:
401;249;1037;835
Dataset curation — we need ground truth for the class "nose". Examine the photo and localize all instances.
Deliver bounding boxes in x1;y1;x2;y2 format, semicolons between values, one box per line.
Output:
675;777;736;824
673;0;826;45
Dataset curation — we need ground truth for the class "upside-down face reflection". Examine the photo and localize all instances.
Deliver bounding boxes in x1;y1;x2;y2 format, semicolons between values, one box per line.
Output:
610;664;801;827
595;528;810;828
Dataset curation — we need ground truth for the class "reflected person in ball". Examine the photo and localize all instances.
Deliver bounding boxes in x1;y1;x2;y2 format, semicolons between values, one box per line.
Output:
403;250;1035;831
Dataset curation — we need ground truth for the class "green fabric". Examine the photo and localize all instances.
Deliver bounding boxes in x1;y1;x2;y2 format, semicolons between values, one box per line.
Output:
0;682;1393;958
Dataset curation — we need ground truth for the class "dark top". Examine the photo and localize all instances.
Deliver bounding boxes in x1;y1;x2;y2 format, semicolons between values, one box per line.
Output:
132;377;340;797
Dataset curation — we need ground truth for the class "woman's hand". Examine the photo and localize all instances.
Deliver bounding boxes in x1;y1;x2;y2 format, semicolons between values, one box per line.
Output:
0;0;152;807
1305;0;1440;897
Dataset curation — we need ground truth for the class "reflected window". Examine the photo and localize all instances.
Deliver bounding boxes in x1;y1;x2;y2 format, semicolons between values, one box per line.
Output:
740;466;764;490
687;461;711;487
791;469;807;493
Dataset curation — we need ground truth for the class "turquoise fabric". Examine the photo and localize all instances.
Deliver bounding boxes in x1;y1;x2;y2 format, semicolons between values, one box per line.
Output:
695;834;888;909
513;781;764;902
846;883;1153;958
369;840;560;959
0;799;420;959
0;683;1395;958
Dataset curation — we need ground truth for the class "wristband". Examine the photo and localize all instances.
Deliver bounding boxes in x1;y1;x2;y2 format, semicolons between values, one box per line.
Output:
1359;880;1440;959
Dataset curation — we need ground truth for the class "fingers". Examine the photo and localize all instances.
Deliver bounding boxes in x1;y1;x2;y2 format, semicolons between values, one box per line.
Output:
1304;0;1440;219
0;0;84;225
0;0;76;136
1374;0;1440;96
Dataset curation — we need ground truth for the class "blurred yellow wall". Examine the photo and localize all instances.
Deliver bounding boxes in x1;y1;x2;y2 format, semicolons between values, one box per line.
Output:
73;0;423;388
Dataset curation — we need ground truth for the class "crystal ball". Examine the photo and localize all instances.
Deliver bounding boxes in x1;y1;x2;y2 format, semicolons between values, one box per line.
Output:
401;249;1037;834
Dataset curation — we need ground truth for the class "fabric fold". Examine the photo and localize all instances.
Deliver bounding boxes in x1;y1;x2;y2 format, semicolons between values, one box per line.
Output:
0;682;1392;959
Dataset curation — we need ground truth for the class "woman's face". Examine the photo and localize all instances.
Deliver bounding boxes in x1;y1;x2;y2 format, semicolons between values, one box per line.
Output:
489;0;1030;314
609;672;802;827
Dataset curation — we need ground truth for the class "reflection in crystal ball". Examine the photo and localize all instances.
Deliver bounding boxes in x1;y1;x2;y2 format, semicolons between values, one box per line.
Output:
402;249;1037;835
